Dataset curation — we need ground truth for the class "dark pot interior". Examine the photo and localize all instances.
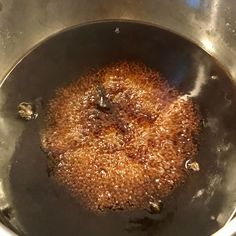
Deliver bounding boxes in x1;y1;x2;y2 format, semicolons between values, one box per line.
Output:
0;20;236;236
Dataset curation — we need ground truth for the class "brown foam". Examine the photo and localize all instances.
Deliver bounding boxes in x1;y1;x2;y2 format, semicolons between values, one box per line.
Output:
41;61;200;212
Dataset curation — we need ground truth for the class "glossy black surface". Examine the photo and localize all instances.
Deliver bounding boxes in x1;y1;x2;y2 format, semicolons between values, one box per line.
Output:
1;21;236;236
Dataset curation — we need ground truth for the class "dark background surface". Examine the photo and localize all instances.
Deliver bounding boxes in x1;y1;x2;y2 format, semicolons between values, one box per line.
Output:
0;21;236;236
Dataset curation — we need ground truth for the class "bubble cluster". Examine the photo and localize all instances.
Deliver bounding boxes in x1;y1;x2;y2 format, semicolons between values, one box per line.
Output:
41;61;200;212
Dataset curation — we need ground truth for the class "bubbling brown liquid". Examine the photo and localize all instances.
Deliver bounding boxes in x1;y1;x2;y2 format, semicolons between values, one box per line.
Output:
41;62;200;212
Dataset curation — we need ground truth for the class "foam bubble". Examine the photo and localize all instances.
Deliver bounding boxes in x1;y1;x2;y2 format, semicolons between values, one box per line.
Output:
41;61;200;212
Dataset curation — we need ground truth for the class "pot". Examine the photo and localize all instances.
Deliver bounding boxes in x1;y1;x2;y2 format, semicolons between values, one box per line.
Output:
1;1;236;236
